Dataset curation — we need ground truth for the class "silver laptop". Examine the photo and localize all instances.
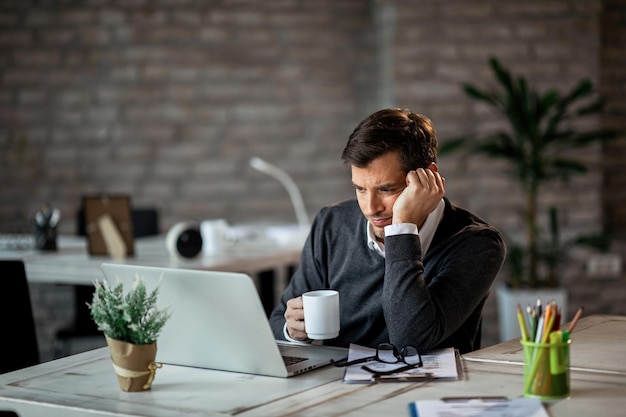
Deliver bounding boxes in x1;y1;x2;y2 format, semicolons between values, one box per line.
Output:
100;263;347;378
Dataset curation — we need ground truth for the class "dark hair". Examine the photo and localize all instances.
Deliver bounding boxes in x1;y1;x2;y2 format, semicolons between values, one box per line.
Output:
341;108;438;171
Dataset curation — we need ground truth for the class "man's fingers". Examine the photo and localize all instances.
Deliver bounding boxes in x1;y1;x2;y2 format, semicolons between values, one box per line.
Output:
285;311;307;340
412;168;444;192
286;296;304;310
288;328;308;341
285;296;307;339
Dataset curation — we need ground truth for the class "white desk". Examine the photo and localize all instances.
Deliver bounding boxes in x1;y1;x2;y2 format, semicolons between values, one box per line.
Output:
1;235;301;283
0;315;624;417
1;235;302;311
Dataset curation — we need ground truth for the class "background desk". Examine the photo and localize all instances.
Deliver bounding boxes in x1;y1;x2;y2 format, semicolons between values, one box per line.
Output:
2;235;302;311
0;315;624;417
2;235;301;286
1;234;302;360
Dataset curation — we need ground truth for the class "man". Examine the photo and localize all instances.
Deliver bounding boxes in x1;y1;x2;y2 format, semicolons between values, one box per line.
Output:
269;108;506;354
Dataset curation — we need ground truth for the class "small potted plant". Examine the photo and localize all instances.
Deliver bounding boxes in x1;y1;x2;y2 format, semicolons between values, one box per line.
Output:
88;276;171;392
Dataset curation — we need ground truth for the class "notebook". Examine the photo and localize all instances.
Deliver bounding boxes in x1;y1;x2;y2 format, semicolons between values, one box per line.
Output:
100;263;347;378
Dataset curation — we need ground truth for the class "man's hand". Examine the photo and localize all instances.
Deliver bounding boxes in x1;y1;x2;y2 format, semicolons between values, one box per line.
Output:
393;168;445;228
284;296;308;340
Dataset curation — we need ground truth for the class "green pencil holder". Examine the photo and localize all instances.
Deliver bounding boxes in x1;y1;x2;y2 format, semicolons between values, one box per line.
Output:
521;337;571;399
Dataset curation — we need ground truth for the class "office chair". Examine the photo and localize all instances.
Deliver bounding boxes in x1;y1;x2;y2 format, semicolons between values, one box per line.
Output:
474;318;483;351
54;206;160;357
1;260;39;374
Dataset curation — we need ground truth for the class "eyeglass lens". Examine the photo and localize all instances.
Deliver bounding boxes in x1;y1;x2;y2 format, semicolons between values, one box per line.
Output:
376;343;399;363
401;346;421;365
361;344;422;376
376;343;421;365
331;343;421;369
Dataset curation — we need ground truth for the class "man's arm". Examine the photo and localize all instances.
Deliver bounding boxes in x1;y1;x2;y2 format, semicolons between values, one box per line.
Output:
382;227;505;352
268;212;328;341
382;165;505;352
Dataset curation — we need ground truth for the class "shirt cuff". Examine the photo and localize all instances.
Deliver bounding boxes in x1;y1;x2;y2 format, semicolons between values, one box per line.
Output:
385;223;418;236
283;322;311;344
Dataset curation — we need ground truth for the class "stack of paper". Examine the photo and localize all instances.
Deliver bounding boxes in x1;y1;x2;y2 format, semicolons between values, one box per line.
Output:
408;397;549;417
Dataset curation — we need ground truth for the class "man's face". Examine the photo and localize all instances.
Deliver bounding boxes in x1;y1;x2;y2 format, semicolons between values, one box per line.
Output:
351;151;407;240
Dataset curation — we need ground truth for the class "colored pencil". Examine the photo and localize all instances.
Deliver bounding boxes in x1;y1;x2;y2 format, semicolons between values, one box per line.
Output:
567;306;585;333
517;304;529;341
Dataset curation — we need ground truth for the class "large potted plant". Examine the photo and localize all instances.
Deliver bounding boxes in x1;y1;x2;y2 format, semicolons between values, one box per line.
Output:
89;277;171;391
443;57;616;340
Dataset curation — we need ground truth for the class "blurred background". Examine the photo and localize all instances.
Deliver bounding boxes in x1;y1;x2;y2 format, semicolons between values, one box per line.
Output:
1;0;625;360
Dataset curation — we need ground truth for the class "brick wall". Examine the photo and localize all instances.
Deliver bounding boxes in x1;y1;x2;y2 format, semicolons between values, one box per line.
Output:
2;0;624;360
1;0;372;232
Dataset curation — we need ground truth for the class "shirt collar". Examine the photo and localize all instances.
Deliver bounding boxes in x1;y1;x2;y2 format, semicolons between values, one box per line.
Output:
418;198;445;255
367;223;385;257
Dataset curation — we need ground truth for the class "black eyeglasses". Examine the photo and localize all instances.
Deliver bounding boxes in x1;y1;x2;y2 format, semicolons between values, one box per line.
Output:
331;343;423;376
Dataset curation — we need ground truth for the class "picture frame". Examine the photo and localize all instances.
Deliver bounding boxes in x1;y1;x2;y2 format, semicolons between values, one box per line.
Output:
82;195;135;256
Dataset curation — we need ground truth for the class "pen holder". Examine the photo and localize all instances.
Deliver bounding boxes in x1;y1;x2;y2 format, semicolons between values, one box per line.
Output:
521;338;571;399
34;224;57;251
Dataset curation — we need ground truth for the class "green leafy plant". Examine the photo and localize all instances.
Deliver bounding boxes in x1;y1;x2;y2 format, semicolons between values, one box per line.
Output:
442;57;617;288
88;277;171;345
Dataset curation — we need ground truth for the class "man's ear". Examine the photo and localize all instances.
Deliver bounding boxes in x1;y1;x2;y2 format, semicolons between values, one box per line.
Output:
427;162;439;172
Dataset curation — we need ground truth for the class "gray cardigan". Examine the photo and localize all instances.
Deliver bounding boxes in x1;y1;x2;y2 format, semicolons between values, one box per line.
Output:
269;198;506;354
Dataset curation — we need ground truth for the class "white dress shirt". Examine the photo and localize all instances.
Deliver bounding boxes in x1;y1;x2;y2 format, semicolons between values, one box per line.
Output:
367;198;445;258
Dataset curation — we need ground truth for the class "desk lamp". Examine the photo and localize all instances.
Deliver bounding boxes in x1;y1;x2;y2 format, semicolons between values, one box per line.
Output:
249;157;310;228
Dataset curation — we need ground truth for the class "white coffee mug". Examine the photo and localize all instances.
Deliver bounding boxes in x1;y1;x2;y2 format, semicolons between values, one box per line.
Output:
302;290;340;340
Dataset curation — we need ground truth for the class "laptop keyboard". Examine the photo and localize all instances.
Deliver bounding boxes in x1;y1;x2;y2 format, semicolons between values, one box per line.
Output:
282;355;308;366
